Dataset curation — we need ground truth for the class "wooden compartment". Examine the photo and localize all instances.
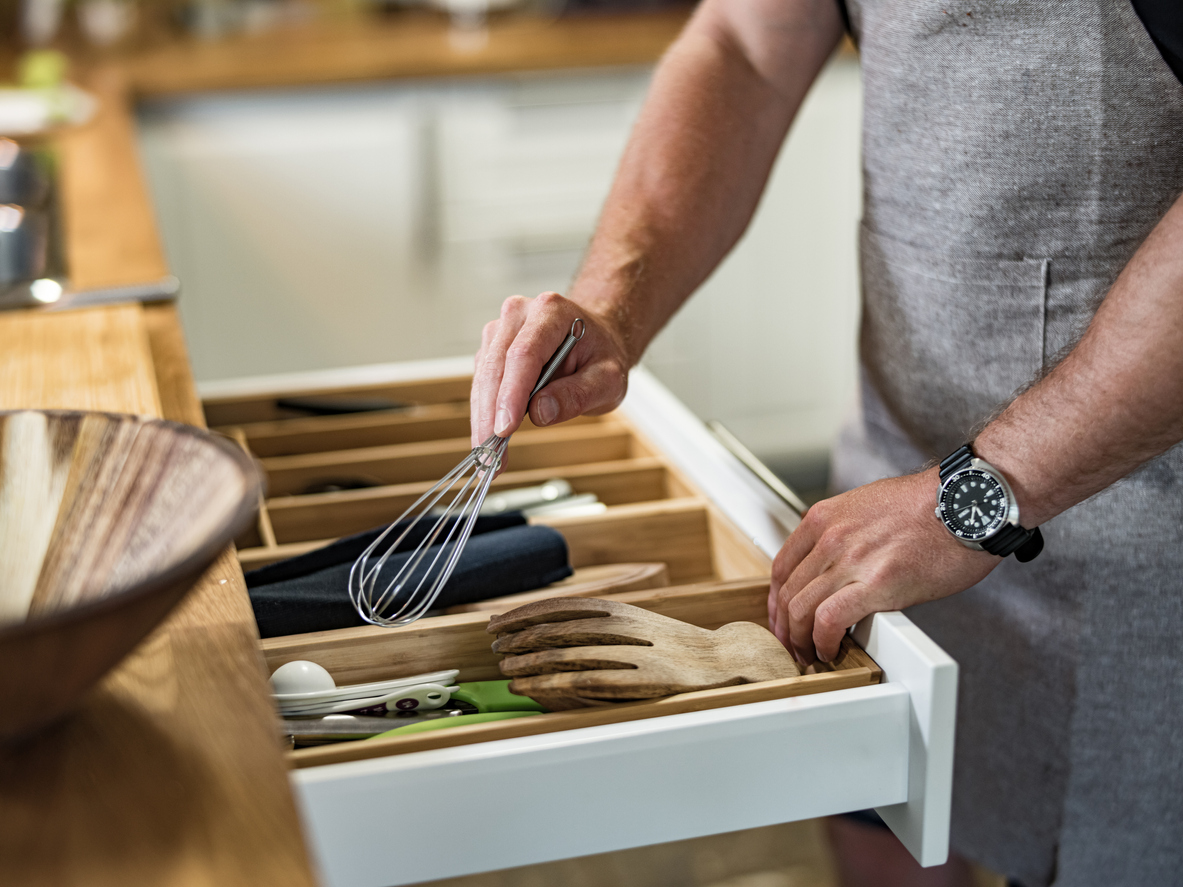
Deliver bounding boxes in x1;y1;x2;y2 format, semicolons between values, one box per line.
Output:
263;578;882;769
205;368;880;769
212;373;770;581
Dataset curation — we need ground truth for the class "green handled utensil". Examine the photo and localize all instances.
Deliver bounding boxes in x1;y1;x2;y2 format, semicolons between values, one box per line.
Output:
367;681;547;739
369;710;539;739
449;680;548;713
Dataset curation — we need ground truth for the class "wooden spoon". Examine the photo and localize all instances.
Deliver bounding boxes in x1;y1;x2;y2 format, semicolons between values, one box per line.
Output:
486;597;800;711
445;562;669;614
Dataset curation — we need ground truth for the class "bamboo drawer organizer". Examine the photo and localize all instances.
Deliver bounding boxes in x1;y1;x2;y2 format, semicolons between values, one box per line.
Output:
204;371;881;769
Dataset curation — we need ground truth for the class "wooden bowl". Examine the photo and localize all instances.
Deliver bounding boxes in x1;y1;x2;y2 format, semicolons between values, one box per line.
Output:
0;410;262;742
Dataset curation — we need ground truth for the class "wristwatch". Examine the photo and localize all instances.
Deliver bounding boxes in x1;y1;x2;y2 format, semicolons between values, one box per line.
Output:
935;444;1044;562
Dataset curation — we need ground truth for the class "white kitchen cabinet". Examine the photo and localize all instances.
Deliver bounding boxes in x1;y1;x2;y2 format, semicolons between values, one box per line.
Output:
138;55;861;467
642;54;863;463
137;87;432;381
430;69;651;353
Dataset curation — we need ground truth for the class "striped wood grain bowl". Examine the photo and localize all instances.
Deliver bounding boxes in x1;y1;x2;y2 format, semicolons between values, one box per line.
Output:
0;410;262;741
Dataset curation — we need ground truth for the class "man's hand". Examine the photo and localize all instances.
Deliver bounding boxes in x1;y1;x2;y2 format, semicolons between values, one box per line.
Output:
470;292;630;448
768;469;999;666
465;0;842;451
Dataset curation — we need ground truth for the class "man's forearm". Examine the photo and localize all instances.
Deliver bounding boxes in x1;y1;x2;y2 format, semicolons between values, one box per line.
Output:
569;0;843;365
976;191;1183;525
767;197;1183;663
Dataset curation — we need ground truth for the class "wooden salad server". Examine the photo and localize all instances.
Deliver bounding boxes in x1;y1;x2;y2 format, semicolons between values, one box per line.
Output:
486;597;800;711
445;562;669;614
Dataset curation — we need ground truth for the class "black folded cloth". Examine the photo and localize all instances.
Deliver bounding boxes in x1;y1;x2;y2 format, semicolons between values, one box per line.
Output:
247;513;573;638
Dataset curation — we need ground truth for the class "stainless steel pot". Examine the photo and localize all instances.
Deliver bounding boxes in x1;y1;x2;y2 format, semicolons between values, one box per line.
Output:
0;205;49;286
0;140;50;209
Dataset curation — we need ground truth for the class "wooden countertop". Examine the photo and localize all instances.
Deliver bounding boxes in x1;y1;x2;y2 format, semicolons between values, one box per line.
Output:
127;10;689;96
0;11;689;886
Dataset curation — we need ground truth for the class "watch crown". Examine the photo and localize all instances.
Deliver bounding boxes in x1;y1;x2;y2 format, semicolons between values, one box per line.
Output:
934;506;942;520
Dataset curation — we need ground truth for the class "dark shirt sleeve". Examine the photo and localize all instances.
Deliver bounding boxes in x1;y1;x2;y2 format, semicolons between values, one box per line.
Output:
1131;0;1183;84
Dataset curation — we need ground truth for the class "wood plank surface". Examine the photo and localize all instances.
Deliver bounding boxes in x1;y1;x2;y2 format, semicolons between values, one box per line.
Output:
226;406;599;458
259;422;634;495
0;302;315;884
259;578;780;691
536;498;716;583
56;67;171;291
127;10;690;96
0;305;161;414
259;456;668;546
445;561;670;613
202;375;474;426
261;578;881;772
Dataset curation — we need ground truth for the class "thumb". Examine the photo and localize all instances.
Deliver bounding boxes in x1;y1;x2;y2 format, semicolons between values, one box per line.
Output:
527;363;625;428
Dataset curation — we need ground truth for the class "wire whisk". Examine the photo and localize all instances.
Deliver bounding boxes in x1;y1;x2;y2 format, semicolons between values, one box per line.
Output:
349;319;586;627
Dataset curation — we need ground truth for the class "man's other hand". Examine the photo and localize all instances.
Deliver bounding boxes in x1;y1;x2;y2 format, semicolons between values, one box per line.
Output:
768;469;999;665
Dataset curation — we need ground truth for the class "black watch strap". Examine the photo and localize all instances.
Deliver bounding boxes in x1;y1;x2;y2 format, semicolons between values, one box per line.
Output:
980;522;1044;562
939;442;1044;562
939;444;974;481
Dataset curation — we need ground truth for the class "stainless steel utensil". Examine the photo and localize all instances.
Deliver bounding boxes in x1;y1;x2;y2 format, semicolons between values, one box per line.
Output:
706;419;808;517
282;710;470;746
0;138;49;207
0;204;48;286
349;319;586;628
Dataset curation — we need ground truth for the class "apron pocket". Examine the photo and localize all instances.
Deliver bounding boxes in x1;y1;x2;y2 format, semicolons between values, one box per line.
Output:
859;223;1048;457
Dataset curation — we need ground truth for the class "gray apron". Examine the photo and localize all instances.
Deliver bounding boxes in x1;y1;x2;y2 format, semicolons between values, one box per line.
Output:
835;2;1183;885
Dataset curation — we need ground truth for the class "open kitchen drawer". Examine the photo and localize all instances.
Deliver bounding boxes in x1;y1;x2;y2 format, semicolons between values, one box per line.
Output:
199;359;957;887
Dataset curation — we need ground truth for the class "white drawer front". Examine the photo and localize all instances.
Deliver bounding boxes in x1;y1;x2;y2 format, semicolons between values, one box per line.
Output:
295;684;911;887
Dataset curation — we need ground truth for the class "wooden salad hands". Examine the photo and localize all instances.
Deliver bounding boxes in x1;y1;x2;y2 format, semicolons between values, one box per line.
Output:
486;598;800;711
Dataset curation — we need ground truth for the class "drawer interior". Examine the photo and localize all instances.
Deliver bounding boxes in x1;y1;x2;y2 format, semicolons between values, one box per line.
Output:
207;374;771;582
263;578;883;770
204;372;876;768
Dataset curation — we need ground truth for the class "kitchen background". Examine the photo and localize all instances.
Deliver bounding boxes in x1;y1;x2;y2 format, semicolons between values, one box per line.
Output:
4;0;861;499
2;3;918;886
137;49;861;498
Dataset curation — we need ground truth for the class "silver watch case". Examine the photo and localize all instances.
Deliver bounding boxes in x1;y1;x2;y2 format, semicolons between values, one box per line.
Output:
934;457;1022;551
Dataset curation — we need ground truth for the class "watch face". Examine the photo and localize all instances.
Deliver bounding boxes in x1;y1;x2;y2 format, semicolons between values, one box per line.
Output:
939;469;1009;541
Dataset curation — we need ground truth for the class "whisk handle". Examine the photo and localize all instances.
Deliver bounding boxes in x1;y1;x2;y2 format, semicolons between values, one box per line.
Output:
527;319;586;406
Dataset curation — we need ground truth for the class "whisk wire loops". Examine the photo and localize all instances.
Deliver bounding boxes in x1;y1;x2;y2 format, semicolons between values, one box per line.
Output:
348;321;582;628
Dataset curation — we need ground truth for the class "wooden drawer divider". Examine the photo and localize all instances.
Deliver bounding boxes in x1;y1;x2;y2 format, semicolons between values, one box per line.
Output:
262;579;881;769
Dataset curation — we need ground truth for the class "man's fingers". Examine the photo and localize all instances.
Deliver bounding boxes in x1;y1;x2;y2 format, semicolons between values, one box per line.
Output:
770;501;828;592
528;360;626;428
471;319;500;446
780;546;840;664
473;297;530;444
495;293;578;438
812;582;872;663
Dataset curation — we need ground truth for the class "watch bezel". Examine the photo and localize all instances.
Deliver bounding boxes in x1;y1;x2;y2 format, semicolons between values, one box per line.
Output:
935;458;1021;547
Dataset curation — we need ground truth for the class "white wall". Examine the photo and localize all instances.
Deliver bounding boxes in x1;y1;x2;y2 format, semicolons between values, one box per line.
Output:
136;55;862;465
643;54;863;462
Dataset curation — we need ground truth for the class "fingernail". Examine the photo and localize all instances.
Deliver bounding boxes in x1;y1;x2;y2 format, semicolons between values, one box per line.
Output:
535;394;557;425
494;409;512;436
